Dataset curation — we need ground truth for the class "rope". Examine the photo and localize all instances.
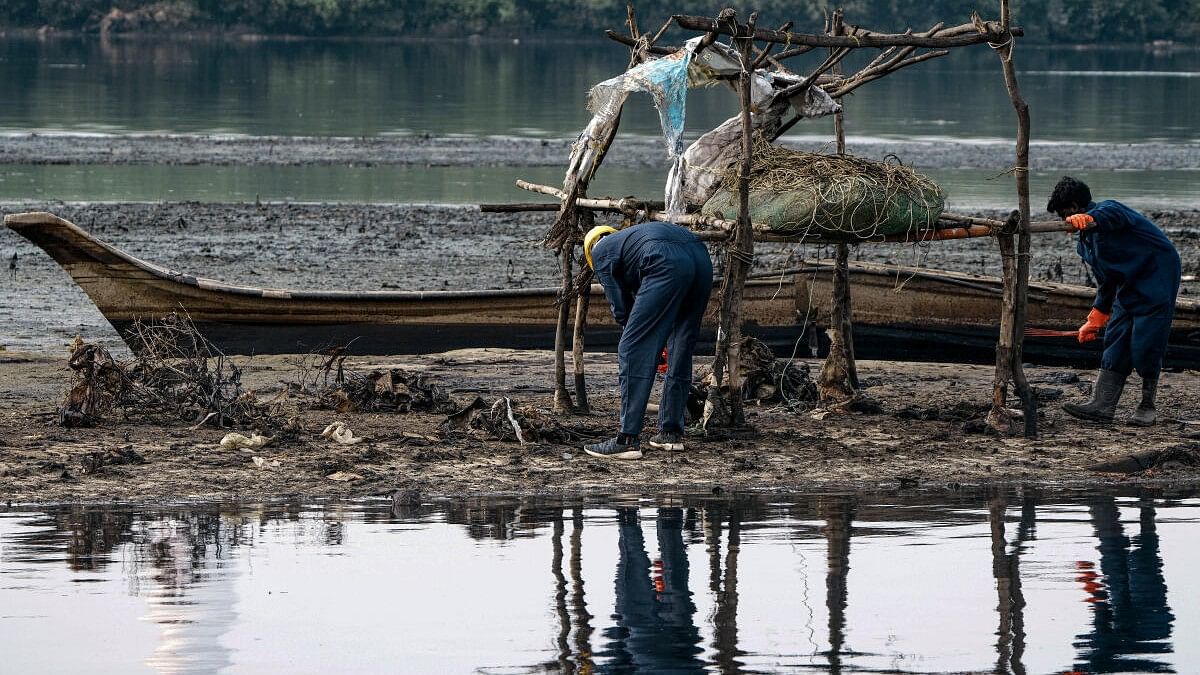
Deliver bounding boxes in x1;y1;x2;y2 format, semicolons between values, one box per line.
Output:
718;136;944;240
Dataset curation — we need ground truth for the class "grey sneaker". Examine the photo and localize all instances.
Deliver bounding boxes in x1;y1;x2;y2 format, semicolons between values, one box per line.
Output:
648;431;684;452
584;435;643;460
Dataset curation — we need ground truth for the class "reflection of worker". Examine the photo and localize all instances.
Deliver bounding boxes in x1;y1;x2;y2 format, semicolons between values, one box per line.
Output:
1071;498;1174;673
1047;177;1181;425
599;507;704;671
582;222;713;459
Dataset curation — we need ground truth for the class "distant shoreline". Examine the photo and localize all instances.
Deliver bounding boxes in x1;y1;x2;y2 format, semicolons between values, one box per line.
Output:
2;27;1198;51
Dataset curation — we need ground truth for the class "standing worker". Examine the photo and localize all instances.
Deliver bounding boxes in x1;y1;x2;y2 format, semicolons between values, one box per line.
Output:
1048;176;1181;426
581;222;714;459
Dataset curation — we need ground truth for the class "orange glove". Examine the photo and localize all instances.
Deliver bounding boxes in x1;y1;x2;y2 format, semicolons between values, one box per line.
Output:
657;348;668;373
1066;213;1095;231
1078;307;1109;344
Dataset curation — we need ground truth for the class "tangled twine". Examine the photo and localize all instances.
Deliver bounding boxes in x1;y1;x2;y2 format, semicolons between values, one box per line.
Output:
718;137;944;240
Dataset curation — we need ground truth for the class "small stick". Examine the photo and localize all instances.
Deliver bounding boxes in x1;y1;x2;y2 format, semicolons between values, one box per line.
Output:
504;397;526;444
647;16;674;47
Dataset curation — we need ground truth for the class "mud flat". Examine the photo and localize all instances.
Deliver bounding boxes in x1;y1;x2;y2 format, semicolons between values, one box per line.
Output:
1;348;1198;504
2;132;1198;170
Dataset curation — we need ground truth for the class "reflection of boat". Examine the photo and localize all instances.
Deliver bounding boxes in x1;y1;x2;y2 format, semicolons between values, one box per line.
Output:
7;211;1200;367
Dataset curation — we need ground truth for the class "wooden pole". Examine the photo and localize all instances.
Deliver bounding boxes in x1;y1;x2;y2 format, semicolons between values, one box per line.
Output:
822;9;860;400
572;211;595;413
572;292;591;413
553;247;575;412
991;211;1021;430
548;35;646;415
989;1;1037;437
708;10;757;428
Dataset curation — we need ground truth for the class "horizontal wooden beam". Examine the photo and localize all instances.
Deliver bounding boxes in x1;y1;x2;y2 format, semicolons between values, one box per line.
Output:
513;179;1069;243
673;15;1022;49
480;202;558;213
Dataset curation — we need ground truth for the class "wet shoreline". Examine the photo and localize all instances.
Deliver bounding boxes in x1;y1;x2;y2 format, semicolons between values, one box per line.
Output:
2;132;1199;170
2;349;1199;504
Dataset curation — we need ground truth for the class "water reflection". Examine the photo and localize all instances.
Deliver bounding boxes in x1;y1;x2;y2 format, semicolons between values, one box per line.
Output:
599;507;703;672
1;490;1197;673
822;496;853;673
1074;497;1175;674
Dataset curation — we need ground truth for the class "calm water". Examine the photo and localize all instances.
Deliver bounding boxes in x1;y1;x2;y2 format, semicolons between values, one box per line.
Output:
2;38;1198;143
2;491;1198;673
0;37;1198;206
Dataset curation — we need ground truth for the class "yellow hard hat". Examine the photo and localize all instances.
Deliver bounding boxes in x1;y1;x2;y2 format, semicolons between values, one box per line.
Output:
583;225;617;269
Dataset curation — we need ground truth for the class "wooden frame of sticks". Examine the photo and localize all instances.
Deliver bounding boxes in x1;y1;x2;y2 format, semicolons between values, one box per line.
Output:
487;2;1047;438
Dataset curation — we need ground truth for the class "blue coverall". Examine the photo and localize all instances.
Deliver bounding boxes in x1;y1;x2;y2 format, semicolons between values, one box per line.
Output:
1077;200;1181;379
591;222;714;437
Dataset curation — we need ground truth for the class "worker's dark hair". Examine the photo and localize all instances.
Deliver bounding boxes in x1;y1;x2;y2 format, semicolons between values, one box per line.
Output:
1046;176;1092;214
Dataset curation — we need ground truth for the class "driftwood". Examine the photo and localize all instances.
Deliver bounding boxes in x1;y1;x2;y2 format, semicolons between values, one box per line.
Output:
59;314;290;433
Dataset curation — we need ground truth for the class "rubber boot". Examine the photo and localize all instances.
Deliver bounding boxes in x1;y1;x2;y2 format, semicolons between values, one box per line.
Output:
1127;377;1158;427
1063;369;1126;422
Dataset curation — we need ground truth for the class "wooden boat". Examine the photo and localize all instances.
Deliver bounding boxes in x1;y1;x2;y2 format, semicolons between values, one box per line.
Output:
7;211;1200;368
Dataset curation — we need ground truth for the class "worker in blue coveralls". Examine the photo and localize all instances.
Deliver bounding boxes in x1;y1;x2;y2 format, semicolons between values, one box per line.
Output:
581;222;714;460
1048;176;1181;426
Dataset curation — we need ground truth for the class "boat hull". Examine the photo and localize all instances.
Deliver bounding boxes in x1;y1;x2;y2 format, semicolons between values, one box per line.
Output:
7;211;1200;367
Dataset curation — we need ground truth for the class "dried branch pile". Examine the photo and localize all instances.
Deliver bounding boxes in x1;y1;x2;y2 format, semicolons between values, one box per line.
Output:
316;369;458;415
60;343;125;427
60;314;288;432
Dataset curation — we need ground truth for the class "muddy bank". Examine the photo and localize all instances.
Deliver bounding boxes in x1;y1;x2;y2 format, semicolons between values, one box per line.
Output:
1;348;1198;504
2;201;1198;354
2;132;1198;170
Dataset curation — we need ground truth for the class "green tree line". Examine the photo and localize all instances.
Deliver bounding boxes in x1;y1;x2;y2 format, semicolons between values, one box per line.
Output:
3;0;1198;43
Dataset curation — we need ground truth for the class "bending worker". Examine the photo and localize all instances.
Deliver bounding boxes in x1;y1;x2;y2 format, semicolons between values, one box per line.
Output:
1048;176;1181;426
581;222;714;459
